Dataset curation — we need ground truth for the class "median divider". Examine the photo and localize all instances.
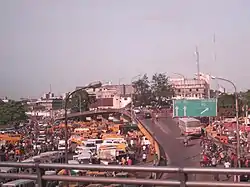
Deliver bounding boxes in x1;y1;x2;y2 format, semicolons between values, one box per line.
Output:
135;118;161;180
120;111;162;179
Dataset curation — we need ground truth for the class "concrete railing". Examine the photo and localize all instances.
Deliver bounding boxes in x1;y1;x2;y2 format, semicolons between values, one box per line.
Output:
0;162;250;187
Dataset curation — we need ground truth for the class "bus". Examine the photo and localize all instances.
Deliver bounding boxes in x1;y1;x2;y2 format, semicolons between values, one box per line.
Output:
178;118;202;136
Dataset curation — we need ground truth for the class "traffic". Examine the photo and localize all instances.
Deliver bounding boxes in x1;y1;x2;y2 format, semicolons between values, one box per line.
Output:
0;114;155;187
178;116;250;182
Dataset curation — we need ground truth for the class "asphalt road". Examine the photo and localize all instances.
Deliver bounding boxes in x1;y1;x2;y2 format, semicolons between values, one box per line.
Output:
139;115;230;183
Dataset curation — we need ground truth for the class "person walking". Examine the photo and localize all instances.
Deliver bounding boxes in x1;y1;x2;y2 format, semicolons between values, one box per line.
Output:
224;159;231;179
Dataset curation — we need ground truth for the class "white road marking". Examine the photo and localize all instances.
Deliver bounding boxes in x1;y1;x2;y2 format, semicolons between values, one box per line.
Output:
154;121;170;135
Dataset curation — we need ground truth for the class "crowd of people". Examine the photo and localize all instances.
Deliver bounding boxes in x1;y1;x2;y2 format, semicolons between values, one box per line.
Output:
199;134;250;181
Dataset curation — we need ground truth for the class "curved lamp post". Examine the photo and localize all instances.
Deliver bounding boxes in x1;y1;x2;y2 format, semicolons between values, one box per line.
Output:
64;81;102;163
118;77;124;110
211;76;240;170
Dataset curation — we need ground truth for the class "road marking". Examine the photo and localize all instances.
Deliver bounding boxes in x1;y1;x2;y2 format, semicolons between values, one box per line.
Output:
200;107;209;114
154;121;170;135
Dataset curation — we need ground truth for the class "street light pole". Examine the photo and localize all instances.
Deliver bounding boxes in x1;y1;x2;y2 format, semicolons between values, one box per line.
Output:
64;81;102;164
78;95;82;113
130;74;141;118
211;76;240;169
118;78;124;110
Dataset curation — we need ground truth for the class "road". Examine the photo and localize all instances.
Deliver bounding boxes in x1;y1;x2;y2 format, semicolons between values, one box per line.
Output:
142;117;201;168
139;115;230;183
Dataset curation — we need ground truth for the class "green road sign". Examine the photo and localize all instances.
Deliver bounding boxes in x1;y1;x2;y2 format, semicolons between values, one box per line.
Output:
173;99;217;117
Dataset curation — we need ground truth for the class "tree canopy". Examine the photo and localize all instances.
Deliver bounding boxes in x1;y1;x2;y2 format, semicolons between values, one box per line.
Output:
132;73;174;107
0;101;27;125
68;89;96;113
217;90;250;117
132;74;152;107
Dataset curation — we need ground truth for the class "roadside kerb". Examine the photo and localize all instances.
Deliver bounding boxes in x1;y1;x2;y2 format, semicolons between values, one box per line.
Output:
135;118;161;180
120;111;161;179
137;118;169;180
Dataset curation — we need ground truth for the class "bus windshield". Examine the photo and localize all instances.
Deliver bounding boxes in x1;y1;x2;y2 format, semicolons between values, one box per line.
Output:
186;121;201;128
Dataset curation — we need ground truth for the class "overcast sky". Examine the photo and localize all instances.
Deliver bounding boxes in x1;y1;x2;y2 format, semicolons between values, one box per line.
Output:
0;0;250;99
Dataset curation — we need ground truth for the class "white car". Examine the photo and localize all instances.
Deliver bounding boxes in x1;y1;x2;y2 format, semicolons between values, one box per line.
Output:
133;108;141;114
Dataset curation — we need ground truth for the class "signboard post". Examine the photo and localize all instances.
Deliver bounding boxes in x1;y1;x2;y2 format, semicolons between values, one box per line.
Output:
173;98;217;117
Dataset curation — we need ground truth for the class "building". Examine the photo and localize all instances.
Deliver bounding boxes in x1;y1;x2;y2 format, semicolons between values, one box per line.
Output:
77;84;133;109
169;77;209;99
28;92;63;111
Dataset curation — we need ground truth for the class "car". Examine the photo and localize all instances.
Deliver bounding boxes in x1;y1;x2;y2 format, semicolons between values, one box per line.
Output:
133;108;141;114
144;112;152;119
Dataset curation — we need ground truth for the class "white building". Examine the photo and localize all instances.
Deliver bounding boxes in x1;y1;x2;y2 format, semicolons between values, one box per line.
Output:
84;84;133;109
169;77;209;99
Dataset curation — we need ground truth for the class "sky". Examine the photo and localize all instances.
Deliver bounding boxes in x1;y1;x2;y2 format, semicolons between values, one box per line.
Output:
0;0;250;99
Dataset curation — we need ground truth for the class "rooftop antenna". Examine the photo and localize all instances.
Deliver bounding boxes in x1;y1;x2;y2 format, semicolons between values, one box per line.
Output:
213;33;219;98
195;46;200;80
49;84;52;93
213;33;217;62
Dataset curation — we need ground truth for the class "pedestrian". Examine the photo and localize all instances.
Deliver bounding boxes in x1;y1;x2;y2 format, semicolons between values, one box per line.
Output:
127;158;132;166
142;153;147;163
211;155;219;181
211;156;217;167
224;159;231;179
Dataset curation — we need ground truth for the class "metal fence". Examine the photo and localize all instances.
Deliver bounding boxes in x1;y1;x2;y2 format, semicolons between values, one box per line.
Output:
1;162;250;187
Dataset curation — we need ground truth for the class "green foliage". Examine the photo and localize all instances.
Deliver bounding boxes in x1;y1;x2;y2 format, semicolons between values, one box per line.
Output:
217;91;250;117
132;74;152;107
239;90;250;106
151;73;174;106
0;101;27;125
69;90;96;113
132;73;174;107
217;94;236;117
218;94;235;108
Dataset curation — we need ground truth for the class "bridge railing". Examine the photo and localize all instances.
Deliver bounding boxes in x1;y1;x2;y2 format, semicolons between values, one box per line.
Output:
1;162;250;187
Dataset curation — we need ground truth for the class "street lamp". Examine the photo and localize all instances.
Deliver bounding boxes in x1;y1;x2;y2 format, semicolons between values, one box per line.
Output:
118;78;124;109
211;76;241;169
78;95;82;113
130;74;142;117
64;81;102;164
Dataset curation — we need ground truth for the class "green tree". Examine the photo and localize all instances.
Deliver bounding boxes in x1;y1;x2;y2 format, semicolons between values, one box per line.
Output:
0;101;27;125
151;73;174;106
238;90;250;116
132;74;152;107
217;94;236;117
69;90;95;113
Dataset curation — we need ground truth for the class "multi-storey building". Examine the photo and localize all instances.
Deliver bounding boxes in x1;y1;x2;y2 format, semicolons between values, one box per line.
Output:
169;78;209;99
28;92;63;111
77;84;133;109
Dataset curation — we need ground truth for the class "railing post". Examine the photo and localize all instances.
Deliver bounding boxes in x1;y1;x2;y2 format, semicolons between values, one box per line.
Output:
179;169;188;187
35;160;46;187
